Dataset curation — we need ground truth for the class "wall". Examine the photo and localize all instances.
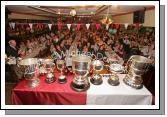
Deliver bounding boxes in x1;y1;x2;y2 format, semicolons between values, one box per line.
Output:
113;13;133;24
113;9;155;27
8;13;49;20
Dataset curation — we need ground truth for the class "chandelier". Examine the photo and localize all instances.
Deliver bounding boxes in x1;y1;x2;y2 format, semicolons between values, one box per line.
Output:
100;6;113;25
70;9;77;16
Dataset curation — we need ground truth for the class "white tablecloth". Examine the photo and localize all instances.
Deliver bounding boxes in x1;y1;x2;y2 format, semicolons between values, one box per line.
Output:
87;74;152;105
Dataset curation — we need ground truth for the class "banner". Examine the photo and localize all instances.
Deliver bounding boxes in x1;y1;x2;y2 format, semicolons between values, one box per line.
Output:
9;23;12;29
67;24;71;30
86;24;90;30
29;23;33;30
11;23;15;29
48;24;52;30
76;24;81;31
124;23;129;29
106;24;109;30
96;23;100;30
21;24;24;31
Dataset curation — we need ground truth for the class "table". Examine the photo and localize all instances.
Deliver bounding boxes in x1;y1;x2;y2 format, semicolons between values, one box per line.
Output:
87;74;152;105
12;71;86;105
12;72;152;105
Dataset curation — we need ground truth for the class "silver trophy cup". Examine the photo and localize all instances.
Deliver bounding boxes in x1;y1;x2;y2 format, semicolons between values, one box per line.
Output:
44;59;55;83
90;60;103;85
71;55;91;92
123;55;153;89
56;60;67;84
18;58;40;88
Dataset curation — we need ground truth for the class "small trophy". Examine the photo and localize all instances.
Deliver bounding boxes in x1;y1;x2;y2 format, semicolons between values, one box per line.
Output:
56;60;67;84
45;59;56;83
90;60;103;85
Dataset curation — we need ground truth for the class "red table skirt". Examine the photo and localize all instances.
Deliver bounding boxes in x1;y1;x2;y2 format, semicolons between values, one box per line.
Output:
12;72;87;105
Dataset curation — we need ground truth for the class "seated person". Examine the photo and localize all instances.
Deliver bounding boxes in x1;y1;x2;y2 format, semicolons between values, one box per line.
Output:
97;44;107;59
113;42;123;58
50;45;62;60
60;41;67;54
129;41;142;57
77;42;83;52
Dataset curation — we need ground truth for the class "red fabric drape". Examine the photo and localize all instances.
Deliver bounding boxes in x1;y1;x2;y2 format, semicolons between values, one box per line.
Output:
12;71;87;105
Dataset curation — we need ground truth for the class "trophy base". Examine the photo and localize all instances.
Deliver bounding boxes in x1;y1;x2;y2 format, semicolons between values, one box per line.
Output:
70;81;90;92
45;78;56;84
108;78;120;86
90;74;103;85
27;78;40;88
58;75;67;84
123;74;143;89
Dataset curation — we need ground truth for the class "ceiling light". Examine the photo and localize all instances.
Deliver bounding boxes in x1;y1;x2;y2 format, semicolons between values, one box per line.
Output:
91;12;94;14
70;9;77;16
100;6;113;25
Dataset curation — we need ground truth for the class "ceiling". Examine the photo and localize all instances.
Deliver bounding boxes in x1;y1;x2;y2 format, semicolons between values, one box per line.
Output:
6;5;154;18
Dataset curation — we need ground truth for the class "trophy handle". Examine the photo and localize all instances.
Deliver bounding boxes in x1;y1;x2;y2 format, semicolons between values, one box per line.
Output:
125;55;134;73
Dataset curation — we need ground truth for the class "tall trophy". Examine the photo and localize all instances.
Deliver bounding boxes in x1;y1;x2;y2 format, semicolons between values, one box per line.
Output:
123;55;153;89
56;59;67;84
71;55;91;92
18;58;39;88
44;59;55;83
90;60;103;85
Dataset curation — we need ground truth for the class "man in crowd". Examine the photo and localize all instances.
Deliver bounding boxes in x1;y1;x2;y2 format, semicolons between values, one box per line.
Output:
6;39;21;57
5;39;23;82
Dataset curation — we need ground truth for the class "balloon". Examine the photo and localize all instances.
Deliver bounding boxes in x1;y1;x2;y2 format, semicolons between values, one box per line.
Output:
112;29;117;34
109;28;113;34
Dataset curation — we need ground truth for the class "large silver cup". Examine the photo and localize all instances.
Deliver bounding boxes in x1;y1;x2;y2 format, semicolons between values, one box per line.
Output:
19;58;40;88
90;60;103;85
71;55;91;92
123;55;153;89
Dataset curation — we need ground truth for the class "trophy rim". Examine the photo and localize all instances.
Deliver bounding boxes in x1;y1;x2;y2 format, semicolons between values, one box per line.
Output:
72;55;91;63
130;55;152;64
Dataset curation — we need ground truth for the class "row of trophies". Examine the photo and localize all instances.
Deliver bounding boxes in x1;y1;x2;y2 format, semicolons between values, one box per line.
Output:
18;55;153;91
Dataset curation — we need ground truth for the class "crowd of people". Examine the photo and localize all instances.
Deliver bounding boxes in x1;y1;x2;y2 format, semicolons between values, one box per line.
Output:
5;27;155;82
6;27;155;62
